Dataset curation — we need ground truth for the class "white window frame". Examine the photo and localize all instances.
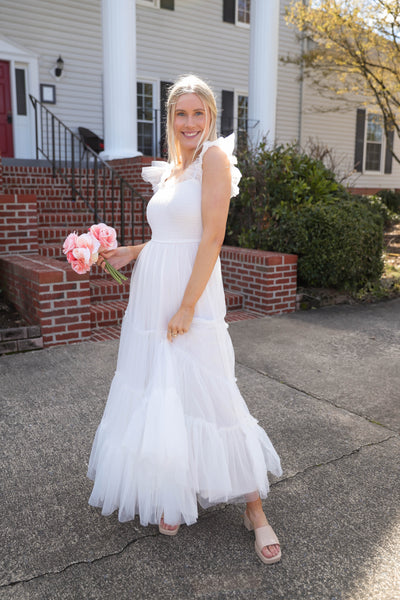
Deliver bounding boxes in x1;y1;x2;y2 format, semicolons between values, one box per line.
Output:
137;78;160;156
236;0;250;28
236;92;248;130
363;112;386;174
137;0;159;8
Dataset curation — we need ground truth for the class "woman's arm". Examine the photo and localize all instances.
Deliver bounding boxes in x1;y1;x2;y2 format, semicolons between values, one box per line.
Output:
99;242;148;271
167;146;231;341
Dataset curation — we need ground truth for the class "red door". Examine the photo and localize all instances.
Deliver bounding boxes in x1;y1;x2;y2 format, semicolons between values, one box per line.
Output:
0;60;14;157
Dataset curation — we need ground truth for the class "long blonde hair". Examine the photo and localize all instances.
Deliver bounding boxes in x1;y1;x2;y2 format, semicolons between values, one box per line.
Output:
166;74;218;165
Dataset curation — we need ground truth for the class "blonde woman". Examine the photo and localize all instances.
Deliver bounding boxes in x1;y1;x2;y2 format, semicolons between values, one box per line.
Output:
88;75;282;564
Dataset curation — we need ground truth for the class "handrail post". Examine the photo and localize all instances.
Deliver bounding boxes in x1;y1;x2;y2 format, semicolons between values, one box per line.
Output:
29;96;39;159
94;156;98;223
120;180;125;246
51;114;56;177
71;134;75;201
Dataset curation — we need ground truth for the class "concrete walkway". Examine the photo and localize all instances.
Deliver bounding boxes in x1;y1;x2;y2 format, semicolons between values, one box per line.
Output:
1;299;399;600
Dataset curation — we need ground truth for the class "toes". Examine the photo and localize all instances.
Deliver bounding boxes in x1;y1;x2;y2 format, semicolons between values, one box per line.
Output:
262;544;280;558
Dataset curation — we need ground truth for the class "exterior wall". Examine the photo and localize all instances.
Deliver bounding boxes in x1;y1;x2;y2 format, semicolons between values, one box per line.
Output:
275;0;303;145
0;0;300;151
0;194;38;255
300;82;400;189
0;254;91;346
136;0;250;107
220;246;298;315
0;0;103;138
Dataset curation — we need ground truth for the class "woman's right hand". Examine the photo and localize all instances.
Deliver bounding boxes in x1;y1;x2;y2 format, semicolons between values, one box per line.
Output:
97;245;137;271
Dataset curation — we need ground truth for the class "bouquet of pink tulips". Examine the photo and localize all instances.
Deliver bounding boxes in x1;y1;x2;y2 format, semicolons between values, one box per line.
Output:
63;223;127;283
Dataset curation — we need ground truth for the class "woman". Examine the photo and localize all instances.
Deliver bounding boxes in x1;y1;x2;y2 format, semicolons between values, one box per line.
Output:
87;74;282;565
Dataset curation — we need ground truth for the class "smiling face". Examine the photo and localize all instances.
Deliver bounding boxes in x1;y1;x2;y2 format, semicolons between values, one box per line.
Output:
173;93;210;159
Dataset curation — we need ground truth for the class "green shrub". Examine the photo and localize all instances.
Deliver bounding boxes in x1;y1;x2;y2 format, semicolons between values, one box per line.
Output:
263;199;384;290
226;140;386;290
376;189;400;214
226;141;348;247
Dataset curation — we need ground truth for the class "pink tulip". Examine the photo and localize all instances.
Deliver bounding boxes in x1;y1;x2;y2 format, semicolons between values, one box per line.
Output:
89;223;118;250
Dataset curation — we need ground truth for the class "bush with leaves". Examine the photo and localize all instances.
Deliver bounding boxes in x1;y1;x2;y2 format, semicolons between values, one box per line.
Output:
265;199;384;289
226;140;384;290
226;140;348;248
376;189;400;215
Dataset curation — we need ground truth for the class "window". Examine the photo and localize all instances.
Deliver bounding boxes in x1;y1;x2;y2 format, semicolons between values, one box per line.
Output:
223;0;250;26
237;0;250;25
237;94;248;146
365;114;384;171
137;0;174;9
15;68;27;115
354;108;394;174
137;82;154;156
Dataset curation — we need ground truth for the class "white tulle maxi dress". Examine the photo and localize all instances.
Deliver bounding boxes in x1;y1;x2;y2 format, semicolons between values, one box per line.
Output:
87;133;282;526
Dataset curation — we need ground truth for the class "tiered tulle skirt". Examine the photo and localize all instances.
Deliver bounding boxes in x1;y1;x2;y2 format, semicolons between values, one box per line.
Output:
87;240;282;526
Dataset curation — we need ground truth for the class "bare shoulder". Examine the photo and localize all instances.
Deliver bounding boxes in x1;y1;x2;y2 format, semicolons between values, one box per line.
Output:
202;145;230;174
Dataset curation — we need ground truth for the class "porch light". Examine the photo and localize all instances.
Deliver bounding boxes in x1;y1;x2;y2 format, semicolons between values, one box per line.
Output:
55;56;64;78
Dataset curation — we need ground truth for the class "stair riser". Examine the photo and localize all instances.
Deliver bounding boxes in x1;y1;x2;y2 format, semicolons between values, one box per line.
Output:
38;213;92;227
225;291;243;310
90;304;127;328
91;289;130;303
39;245;65;259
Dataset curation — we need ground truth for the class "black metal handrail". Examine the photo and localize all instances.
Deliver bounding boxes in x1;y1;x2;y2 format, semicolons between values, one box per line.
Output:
29;95;148;246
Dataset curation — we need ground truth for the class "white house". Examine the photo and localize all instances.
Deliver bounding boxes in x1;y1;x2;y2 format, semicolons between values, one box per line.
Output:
0;0;398;191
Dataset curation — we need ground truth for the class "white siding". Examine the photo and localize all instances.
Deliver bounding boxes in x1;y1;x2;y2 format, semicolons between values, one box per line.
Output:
136;0;250;118
0;0;103;137
275;0;302;145
301;80;400;189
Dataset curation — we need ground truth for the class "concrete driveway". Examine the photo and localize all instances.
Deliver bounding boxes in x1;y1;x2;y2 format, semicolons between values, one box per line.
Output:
1;299;399;600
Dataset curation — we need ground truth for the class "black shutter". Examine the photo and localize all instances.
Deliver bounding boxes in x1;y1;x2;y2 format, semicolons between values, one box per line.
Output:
221;90;234;136
223;0;235;24
160;81;173;158
354;108;366;172
160;0;174;10
384;127;394;174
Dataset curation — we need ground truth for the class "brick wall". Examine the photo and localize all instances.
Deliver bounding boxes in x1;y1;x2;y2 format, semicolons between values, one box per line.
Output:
0;254;91;347
220;246;298;315
0;194;38;255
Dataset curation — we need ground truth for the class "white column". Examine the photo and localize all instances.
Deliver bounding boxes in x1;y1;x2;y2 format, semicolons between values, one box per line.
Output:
101;0;141;159
248;0;280;147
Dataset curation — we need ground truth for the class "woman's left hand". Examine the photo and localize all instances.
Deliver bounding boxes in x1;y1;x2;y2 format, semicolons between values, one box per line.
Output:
167;305;194;342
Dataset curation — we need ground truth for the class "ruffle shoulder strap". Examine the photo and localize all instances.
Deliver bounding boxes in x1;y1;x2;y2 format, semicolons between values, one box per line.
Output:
141;161;170;192
199;132;242;198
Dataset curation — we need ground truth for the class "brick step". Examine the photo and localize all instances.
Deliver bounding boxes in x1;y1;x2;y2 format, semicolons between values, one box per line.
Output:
39;243;66;259
89;281;241;307
90;288;243;332
225;291;243;310
90;263;133;278
38;212;92;227
38;225;76;244
36;198;93;212
90;300;128;328
90;277;131;302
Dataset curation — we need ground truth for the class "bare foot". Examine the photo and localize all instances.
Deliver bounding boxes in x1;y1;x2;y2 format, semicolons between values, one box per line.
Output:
159;515;179;534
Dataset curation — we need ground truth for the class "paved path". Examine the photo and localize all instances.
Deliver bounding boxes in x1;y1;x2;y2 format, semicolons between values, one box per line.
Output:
1;299;399;600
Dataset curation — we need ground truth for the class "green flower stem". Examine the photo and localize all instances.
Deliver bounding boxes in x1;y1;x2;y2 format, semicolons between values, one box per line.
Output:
104;260;128;283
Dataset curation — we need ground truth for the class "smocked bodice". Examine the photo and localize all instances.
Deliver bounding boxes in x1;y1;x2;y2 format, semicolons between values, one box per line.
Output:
142;133;241;243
